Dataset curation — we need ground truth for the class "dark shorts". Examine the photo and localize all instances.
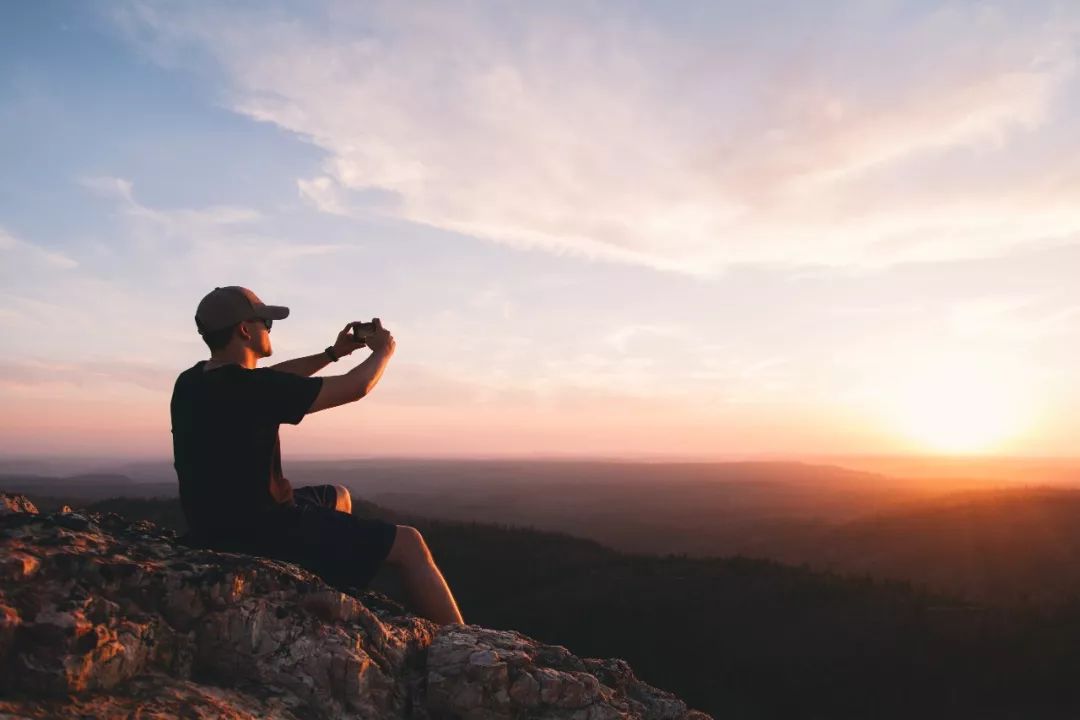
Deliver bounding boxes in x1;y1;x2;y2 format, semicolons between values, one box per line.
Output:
198;484;398;591
292;484;343;510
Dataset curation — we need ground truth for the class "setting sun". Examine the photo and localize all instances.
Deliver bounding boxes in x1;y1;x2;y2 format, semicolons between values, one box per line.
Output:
883;355;1033;455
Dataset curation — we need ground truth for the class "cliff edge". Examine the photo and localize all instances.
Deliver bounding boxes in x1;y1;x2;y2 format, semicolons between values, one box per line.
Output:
0;493;710;720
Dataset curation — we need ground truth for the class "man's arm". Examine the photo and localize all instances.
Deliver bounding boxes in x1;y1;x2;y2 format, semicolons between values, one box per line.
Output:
268;352;333;378
308;349;394;413
307;328;396;414
269;323;368;377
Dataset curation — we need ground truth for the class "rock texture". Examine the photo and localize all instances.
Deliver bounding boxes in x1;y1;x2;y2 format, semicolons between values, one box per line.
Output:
0;494;710;719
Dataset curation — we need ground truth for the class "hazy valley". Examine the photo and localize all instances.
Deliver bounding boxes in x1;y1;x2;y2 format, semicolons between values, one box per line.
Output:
7;458;1080;607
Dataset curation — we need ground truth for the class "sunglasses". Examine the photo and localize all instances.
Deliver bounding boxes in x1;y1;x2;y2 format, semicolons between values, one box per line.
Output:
246;317;272;331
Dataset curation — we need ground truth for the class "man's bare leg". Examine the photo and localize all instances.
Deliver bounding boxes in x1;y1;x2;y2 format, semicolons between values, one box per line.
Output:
334;485;352;514
385;525;464;625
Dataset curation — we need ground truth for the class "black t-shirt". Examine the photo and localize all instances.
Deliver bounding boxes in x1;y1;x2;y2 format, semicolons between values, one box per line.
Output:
170;361;323;536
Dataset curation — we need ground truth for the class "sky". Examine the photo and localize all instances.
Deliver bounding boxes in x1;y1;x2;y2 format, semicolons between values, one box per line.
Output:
2;1;1079;461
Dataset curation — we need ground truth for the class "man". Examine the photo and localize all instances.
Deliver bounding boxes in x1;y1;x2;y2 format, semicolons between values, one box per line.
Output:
170;285;463;626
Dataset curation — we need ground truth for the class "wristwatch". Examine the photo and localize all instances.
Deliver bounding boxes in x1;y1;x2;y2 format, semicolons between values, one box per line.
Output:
324;346;339;362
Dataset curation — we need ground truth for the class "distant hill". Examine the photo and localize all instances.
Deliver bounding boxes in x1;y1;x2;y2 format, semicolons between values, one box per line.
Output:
758;486;1080;605
0;473;174;503
331;460;953;555
15;463;1080;605
21;492;1080;719
0;461;947;556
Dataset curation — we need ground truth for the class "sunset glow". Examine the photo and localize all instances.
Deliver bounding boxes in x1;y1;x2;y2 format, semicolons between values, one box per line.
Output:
883;355;1033;455
2;3;1079;460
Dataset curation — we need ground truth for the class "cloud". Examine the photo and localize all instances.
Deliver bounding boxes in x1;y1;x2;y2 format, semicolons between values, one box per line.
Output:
0;358;174;394
0;226;78;270
297;176;352;217
80;175;136;202
77;175;349;275
1;179;356;378
466;284;516;321
80;175;262;229
604;324;691;354
114;1;1080;273
948;296;1080;342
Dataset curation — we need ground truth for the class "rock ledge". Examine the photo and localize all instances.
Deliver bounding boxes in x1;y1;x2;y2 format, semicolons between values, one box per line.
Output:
0;494;710;719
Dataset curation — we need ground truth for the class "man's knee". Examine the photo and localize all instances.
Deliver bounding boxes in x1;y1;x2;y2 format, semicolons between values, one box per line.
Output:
386;525;433;567
334;485;352;514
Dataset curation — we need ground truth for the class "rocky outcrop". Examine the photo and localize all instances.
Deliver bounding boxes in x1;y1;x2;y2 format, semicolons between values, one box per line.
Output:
0;494;38;516
0;494;710;719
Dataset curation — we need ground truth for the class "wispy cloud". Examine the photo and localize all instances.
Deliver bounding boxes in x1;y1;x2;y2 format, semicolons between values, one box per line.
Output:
0;226;78;270
78;175;348;273
3;179;354;376
466;284;516;321
949;296;1080;343
115;1;1080;273
604;324;691;354
0;358;174;394
80;174;262;231
297;176;354;217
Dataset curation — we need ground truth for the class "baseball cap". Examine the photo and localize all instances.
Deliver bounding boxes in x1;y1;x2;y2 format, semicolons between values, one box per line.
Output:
194;286;290;335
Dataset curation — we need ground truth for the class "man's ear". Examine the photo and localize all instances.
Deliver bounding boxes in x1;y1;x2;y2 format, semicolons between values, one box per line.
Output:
236;322;251;342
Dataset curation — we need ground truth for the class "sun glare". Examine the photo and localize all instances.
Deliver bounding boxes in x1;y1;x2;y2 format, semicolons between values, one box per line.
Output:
883;355;1032;455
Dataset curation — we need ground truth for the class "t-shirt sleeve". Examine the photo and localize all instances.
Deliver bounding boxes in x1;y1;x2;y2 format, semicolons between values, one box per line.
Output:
248;368;324;425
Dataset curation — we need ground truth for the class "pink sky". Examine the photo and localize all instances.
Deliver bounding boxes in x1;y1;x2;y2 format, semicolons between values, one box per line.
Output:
3;3;1080;461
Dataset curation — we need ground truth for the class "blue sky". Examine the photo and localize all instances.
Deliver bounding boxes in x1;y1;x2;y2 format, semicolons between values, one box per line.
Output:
2;1;1079;460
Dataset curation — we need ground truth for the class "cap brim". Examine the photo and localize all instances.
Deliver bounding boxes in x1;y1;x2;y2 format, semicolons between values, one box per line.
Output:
256;305;290;320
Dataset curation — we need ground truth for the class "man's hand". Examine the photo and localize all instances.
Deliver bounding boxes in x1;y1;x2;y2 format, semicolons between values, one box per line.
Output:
366;323;396;357
307;322;397;414
332;322;368;358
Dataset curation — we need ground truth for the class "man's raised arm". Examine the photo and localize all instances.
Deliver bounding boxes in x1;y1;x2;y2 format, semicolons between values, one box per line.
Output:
269;322;370;377
269;351;336;378
307;327;396;414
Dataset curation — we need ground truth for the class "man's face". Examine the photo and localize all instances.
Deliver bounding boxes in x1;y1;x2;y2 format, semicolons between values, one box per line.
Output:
241;318;273;358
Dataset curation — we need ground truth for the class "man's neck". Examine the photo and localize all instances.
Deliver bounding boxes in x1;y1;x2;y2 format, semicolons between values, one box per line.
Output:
205;347;260;370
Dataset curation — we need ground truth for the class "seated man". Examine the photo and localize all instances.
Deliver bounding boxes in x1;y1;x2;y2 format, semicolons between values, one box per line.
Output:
170;285;463;626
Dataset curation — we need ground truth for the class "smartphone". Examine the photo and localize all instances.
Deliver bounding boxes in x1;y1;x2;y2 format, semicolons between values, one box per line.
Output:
350;318;381;341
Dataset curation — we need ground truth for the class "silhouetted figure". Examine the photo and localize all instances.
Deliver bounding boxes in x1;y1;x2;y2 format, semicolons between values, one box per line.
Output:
170;286;463;625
